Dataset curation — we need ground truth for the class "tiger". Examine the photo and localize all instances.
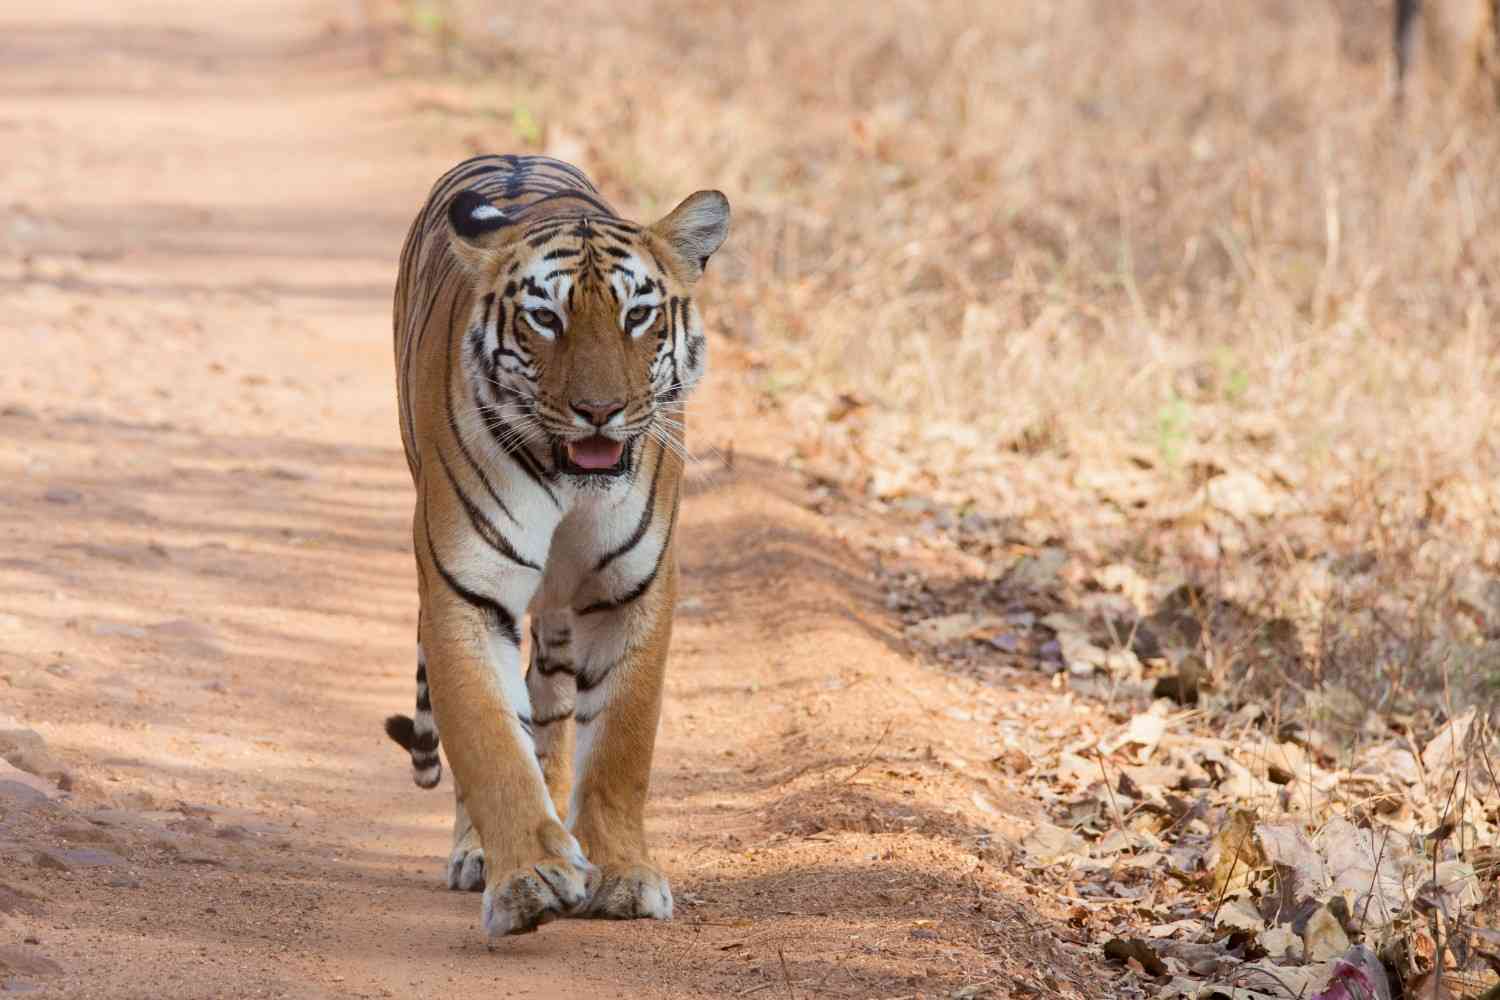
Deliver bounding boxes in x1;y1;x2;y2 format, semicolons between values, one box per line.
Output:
381;154;729;937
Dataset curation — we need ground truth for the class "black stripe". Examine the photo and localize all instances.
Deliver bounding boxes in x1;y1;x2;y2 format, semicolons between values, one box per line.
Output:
436;446;542;571
442;312;522;526
422;500;521;646
576;492;678;616
520;188;619;217
593;443;663;572
591;217;642;235
532;708;573;727
526;225;570;248
535;157;600;193
535;659;577;677
576;663;612;694
532;864;569;900
667;297;684;396
435;159;507;202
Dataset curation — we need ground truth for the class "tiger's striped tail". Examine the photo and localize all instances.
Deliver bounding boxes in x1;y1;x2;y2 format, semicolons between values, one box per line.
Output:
384;650;442;788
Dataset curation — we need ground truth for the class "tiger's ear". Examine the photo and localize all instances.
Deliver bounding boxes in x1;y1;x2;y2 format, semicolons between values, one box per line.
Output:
649;190;730;282
446;189;515;271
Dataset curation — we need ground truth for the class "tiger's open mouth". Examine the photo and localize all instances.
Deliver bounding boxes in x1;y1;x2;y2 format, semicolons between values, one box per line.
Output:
558;434;628;476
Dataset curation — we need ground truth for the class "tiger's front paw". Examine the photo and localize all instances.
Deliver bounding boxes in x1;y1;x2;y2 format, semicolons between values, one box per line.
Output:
578;862;673;921
482;855;594;937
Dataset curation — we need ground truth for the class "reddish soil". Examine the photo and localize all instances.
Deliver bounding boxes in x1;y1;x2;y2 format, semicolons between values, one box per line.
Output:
0;2;1104;997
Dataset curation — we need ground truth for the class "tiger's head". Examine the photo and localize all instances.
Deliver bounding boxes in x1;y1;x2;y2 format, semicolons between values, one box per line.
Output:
446;188;730;479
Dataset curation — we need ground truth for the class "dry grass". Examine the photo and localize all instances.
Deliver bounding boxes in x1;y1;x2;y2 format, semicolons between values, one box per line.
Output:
384;0;1500;718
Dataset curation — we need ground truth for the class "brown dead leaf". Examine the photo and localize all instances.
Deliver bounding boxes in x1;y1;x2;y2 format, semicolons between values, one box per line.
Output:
1210;808;1266;896
1302;904;1351;962
1021;822;1084;864
904;612;1007;645
1422;708;1477;775
1205;471;1279;520
1215;895;1265;935
1103;937;1168;977
1407;971;1451;1000
1257;822;1326;900
1102;710;1169;762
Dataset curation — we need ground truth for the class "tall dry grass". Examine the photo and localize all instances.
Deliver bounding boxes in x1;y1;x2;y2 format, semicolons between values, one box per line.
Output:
386;0;1500;719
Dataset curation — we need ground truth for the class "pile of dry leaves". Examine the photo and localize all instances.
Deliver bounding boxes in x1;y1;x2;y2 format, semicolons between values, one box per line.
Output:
874;513;1500;999
1028;705;1499;999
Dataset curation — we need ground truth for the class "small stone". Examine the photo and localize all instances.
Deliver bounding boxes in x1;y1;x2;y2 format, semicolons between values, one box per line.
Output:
54;824;116;846
909;928;940;941
52;849;122;868
42;488;81;505
987;633;1020;653
149;619;219;644
89;622;146;639
32;852;69;872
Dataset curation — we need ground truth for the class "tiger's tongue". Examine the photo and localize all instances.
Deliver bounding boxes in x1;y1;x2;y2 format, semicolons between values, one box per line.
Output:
568;436;624;470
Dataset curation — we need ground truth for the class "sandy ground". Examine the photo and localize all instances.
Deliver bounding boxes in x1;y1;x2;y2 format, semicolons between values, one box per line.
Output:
0;3;1106;997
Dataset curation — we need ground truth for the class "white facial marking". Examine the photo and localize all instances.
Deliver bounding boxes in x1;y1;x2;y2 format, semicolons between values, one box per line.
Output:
522;306;559;340
518;256;573;340
609;254;662;338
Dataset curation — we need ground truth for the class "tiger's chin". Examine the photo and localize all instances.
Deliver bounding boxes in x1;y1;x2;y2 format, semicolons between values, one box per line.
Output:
556;434;631;478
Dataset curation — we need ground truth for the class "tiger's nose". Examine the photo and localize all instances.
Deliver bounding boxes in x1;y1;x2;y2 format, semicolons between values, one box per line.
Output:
571;399;625;428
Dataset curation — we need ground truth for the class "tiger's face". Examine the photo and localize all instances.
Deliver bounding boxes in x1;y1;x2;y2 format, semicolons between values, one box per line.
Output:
447;190;729;479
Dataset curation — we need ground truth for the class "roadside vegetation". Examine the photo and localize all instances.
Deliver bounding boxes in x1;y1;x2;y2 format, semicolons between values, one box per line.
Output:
380;2;1500;995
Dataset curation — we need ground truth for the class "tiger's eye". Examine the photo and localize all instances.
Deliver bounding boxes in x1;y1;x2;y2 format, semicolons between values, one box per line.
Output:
530;308;560;331
626;305;651;327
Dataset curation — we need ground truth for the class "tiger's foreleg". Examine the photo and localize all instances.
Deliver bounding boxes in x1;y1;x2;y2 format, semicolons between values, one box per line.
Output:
567;554;678;921
419;502;593;936
527;613;578;820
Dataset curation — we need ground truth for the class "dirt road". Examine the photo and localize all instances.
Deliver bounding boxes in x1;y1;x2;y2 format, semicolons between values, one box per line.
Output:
0;3;1101;997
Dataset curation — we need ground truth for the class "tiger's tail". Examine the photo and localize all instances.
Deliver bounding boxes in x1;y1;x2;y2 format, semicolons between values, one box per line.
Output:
384;651;442;788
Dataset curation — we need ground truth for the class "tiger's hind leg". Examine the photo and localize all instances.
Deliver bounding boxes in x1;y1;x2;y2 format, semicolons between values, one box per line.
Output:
383;642;442;788
446;791;486;891
527;613;577;820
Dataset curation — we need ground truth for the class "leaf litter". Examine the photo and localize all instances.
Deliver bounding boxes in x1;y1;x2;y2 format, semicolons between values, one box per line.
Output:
826;462;1500;999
